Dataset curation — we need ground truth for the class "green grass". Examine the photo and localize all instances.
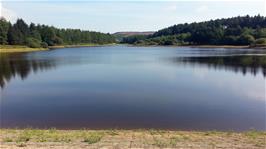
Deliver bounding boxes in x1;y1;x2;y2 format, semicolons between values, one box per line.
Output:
2;137;13;142
16;135;30;142
83;133;103;144
0;128;106;144
245;130;266;139
106;129;119;136
152;137;169;148
151;134;192;147
148;129;167;135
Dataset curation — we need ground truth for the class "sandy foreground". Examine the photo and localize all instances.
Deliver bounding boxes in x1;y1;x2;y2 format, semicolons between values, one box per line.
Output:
0;129;265;149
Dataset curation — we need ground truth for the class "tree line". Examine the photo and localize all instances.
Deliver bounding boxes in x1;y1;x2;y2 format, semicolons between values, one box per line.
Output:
122;15;266;46
0;17;116;48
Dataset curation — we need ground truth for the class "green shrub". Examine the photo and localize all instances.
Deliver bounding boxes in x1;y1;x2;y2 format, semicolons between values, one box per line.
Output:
83;133;103;144
223;36;238;45
41;42;49;48
25;37;41;48
3;137;13;142
237;34;255;45
255;38;266;45
53;36;64;45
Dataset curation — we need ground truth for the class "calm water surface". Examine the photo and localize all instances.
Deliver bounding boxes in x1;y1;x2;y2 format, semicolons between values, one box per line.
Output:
0;45;265;131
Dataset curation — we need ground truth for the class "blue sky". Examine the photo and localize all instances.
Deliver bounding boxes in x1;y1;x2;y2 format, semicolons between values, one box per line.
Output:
1;0;265;33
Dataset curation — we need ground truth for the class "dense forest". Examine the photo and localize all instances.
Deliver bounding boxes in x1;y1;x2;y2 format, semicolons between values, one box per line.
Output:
0;17;116;48
1;15;266;48
122;15;266;46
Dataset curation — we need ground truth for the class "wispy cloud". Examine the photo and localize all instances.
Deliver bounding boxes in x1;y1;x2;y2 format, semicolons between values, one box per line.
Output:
0;2;17;22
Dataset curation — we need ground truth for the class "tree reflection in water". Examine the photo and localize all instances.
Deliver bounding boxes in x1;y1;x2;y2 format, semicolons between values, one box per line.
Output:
1;53;265;89
0;54;56;88
171;55;266;77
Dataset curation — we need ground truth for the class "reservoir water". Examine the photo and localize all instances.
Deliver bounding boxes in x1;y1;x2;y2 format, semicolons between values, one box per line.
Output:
1;45;265;131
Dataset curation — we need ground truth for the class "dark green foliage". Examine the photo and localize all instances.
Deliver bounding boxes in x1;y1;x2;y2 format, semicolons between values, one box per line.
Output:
15;19;30;37
237;34;255;45
7;19;29;45
38;26;63;46
0;18;10;44
127;34;190;46
53;36;64;45
121;35;148;44
41;42;49;48
25;37;42;48
123;15;266;46
255;38;266;45
29;23;42;41
255;28;266;38
1;18;116;47
7;25;24;45
222;36;238;45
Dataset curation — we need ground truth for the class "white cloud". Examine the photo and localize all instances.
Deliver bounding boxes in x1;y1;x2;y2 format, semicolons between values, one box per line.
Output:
196;5;208;13
0;2;18;22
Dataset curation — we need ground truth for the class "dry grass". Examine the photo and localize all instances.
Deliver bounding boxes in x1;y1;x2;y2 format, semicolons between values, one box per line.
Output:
0;129;265;148
0;45;48;53
0;44;117;53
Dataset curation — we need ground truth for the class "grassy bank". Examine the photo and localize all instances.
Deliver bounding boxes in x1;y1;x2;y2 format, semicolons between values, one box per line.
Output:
0;45;48;53
0;129;265;149
0;44;117;53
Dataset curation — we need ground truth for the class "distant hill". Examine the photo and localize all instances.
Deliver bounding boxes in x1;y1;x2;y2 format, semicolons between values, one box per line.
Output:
114;31;155;36
113;31;155;41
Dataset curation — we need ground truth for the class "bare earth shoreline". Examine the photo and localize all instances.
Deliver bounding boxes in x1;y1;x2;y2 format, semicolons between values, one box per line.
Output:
0;129;265;149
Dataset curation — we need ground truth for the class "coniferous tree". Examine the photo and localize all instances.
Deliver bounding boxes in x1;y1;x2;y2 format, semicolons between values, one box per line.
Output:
123;15;266;46
1;18;116;47
0;18;10;44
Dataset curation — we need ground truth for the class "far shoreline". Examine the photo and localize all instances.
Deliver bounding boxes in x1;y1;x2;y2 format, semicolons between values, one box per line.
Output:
49;43;117;49
127;44;266;49
1;44;265;54
0;43;117;53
